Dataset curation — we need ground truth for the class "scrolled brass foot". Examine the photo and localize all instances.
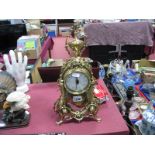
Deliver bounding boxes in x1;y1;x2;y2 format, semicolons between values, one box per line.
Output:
56;120;64;125
96;117;101;122
91;116;101;122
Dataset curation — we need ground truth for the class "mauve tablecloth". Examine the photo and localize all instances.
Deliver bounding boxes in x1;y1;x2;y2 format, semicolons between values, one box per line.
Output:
0;79;129;135
84;22;154;46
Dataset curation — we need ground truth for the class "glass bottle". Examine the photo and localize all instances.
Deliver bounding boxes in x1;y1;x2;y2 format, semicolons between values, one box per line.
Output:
125;86;134;116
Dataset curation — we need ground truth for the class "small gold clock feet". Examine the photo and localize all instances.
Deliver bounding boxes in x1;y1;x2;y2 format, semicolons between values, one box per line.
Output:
89;115;101;122
96;117;102;122
56;119;64;125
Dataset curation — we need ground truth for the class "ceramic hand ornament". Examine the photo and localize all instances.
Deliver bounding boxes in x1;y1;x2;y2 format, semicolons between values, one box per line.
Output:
3;50;29;93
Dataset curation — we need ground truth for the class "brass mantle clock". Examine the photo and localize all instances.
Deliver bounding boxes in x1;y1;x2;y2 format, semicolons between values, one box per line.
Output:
54;35;101;125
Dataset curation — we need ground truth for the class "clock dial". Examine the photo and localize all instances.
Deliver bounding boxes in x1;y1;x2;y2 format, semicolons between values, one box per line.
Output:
65;72;89;92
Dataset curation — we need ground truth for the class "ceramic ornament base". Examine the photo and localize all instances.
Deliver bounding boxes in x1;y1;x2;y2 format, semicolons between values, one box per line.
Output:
0;110;30;129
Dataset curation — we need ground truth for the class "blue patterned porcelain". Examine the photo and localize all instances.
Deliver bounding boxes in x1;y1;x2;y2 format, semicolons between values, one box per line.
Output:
124;79;135;89
136;109;155;135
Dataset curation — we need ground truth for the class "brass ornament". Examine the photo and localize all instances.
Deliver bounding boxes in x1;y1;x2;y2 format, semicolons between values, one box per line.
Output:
54;35;101;125
65;31;86;57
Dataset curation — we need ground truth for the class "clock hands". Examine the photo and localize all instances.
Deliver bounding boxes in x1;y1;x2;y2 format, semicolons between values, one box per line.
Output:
75;77;79;89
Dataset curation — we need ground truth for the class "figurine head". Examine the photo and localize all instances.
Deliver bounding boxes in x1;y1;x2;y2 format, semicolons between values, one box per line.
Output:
3;91;30;113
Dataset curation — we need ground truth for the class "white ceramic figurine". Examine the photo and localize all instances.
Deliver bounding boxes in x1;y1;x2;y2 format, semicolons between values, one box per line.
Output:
3;50;29;93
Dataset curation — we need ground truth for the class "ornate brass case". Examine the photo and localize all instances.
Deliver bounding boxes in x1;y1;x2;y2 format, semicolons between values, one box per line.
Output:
54;35;101;125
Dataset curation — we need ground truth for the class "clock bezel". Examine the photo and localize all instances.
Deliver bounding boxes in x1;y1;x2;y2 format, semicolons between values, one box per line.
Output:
64;68;91;95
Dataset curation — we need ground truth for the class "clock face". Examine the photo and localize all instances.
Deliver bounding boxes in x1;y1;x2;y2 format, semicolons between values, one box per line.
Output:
65;72;89;94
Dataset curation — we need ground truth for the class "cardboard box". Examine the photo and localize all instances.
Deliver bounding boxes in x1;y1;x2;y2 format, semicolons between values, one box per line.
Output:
26;19;41;27
17;35;41;50
48;59;64;67
139;59;155;67
60;31;71;37
17;35;41;59
59;26;71;37
28;28;43;36
139;59;155;83
46;24;56;32
141;71;155;83
31;58;42;83
15;49;40;60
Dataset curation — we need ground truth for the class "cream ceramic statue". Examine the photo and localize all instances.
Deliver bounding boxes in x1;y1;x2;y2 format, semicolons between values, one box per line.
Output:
3;50;29;93
5;91;30;112
2;91;30;124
